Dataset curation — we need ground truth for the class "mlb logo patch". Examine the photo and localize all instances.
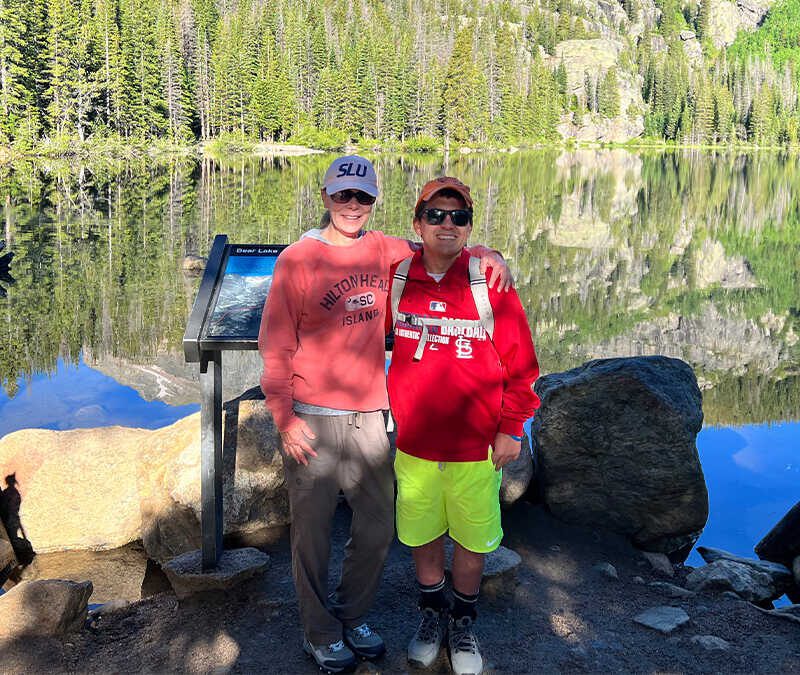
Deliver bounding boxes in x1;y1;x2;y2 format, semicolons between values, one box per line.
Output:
429;301;446;312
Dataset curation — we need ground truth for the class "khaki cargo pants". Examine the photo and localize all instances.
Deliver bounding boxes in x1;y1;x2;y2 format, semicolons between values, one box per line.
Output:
282;411;394;645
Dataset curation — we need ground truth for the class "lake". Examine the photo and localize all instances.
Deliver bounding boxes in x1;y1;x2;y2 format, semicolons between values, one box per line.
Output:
0;149;797;583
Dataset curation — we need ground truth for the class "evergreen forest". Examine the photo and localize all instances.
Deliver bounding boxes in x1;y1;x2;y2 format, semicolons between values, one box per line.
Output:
1;0;800;152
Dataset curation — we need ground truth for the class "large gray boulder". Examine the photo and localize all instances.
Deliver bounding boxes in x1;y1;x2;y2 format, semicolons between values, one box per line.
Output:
531;356;707;560
0;579;92;638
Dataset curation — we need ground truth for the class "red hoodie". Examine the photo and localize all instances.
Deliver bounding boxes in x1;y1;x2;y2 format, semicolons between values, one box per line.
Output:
387;249;540;462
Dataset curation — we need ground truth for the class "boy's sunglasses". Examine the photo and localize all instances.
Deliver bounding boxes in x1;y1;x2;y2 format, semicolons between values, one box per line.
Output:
422;208;473;227
329;189;376;205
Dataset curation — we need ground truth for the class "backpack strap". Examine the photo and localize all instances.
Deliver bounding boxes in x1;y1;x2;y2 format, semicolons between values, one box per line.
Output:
390;255;413;329
468;256;495;340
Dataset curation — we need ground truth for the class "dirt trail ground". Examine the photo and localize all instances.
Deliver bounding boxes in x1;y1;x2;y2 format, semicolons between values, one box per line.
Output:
2;502;799;673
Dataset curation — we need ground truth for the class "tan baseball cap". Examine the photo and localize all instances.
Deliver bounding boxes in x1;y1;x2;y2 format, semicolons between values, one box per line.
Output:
414;176;473;213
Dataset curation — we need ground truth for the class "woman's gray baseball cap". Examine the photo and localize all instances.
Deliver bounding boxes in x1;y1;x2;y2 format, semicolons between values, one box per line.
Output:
323;155;379;197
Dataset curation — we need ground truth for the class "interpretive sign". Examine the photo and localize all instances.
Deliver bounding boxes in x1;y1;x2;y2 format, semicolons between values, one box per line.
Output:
182;235;286;570
184;236;286;361
203;244;285;341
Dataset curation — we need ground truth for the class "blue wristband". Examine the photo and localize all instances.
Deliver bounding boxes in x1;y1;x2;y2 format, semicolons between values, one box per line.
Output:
509;434;523;441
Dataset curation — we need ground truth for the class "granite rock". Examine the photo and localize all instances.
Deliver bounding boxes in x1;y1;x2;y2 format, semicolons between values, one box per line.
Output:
163;547;269;600
633;606;690;634
690;634;731;651
685;559;779;603
0;579;92;638
0;395;290;563
697;546;792;593
642;551;675;577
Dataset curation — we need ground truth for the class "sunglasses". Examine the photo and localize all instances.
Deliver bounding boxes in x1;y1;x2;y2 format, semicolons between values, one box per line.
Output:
421;208;473;227
329;189;376;205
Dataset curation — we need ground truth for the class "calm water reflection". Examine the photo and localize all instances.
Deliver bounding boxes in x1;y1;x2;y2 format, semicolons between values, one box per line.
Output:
0;150;798;562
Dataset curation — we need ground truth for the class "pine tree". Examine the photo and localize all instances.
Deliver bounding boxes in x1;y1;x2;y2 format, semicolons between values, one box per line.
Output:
92;0;124;133
189;0;218;140
749;84;774;145
598;67;621;117
0;0;29;140
119;0;165;137
157;0;192;140
692;75;715;143
45;0;84;139
443;28;489;146
713;85;736;143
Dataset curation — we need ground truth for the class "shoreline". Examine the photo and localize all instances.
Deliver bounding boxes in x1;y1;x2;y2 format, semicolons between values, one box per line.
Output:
1;139;798;164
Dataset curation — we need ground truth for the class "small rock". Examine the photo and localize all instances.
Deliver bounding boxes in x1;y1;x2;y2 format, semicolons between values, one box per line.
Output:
163;547;269;600
697;546;792;590
642;551;675;577
182;254;207;273
686;560;778;603
690;635;731;651
648;581;695;599
679;29;697;40
633;606;690;634
633;576;645;584
445;540;521;598
592;562;618;579
549;545;561;553
0;579;93;638
569;644;589;658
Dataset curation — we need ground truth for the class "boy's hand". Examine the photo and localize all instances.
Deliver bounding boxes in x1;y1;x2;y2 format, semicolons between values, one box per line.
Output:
491;432;521;470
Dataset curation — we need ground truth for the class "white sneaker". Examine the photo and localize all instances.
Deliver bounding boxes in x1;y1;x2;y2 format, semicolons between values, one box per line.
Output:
407;606;446;668
448;616;483;675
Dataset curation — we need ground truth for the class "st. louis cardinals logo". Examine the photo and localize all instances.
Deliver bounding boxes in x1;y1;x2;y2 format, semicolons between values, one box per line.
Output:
455;335;473;359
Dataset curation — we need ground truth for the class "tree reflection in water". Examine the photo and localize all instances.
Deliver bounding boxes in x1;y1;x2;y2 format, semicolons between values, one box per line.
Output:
0;149;798;427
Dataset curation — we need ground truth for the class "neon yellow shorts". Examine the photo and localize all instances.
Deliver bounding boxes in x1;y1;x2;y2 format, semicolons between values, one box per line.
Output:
394;449;503;553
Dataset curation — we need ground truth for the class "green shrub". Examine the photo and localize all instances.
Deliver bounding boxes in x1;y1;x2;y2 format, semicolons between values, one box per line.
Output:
288;127;349;151
401;135;441;152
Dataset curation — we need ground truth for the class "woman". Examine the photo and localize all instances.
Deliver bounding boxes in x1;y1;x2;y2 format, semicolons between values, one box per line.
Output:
258;155;509;673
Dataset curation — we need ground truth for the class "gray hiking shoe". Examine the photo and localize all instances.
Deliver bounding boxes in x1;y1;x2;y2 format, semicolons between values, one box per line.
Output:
303;638;357;673
448;616;483;675
343;622;385;659
407;607;446;668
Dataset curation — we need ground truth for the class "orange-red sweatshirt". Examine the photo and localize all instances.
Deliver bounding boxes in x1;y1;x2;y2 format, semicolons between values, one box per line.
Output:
258;230;412;432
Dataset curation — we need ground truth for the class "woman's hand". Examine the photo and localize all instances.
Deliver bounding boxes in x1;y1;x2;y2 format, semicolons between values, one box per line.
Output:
479;251;514;291
280;418;318;465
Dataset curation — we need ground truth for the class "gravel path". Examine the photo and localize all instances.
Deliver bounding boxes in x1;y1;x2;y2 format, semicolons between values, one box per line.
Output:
2;501;799;673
